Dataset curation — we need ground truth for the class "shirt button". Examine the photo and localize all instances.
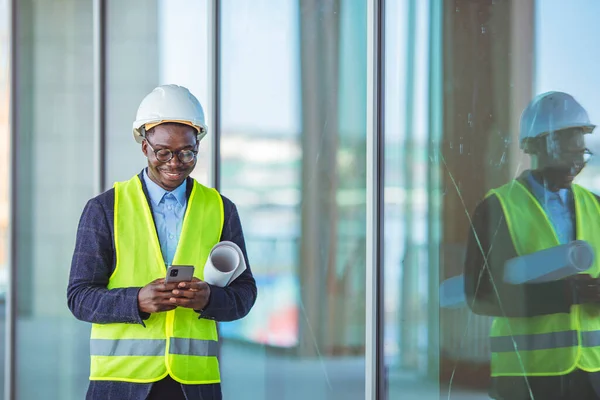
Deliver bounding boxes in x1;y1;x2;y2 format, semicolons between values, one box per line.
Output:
167;205;172;210
169;234;174;239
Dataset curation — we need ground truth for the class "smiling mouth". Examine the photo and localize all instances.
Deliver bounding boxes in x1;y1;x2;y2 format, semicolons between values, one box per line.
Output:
161;170;184;179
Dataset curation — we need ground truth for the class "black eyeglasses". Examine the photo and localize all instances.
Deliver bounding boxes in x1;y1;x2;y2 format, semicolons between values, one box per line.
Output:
564;148;594;164
145;139;198;163
583;148;594;163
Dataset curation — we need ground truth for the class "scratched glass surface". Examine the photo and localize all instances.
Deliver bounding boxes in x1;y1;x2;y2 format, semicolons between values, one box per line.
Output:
218;1;367;399
402;1;600;400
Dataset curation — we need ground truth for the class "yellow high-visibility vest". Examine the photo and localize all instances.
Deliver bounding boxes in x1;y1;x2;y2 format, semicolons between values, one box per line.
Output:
488;180;600;377
89;175;224;384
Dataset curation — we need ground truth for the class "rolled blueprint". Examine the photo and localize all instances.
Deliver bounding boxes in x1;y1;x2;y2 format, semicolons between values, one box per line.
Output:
503;240;594;284
203;241;247;287
439;275;466;309
439;240;595;308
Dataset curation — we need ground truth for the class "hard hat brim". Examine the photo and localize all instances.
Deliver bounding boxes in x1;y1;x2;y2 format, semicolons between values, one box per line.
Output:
536;123;596;138
132;119;208;144
520;123;596;150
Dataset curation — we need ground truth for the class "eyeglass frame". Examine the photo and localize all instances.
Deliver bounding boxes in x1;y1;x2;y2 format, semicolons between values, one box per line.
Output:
581;148;594;164
144;138;199;163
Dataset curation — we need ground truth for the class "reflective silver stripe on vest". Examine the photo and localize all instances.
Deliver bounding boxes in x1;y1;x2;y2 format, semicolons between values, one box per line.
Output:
490;330;578;352
169;338;219;357
582;331;600;348
90;339;165;357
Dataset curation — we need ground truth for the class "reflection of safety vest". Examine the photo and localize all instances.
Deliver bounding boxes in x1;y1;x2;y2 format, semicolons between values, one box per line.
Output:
487;180;600;377
89;175;224;384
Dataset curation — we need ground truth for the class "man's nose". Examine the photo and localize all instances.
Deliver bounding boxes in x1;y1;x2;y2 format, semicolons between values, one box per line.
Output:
167;154;183;167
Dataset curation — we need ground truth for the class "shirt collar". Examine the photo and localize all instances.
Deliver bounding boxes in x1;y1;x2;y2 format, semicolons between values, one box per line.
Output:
142;168;187;207
526;171;569;205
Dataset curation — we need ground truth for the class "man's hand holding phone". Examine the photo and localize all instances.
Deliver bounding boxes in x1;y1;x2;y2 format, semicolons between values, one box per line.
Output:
164;265;210;310
137;266;211;314
569;274;600;304
170;278;211;311
137;278;180;314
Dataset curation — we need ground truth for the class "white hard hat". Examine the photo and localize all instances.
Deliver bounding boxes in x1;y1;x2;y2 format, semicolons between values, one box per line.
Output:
520;91;595;150
132;84;208;144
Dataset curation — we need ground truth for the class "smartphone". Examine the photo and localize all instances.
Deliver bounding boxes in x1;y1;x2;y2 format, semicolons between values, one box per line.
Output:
165;265;195;283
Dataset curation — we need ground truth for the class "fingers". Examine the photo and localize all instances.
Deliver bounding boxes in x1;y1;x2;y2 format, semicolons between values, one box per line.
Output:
177;280;209;291
139;296;178;313
149;294;178;307
149;278;204;291
168;294;204;308
153;282;180;292
168;290;208;309
171;288;196;299
143;278;209;311
169;297;195;307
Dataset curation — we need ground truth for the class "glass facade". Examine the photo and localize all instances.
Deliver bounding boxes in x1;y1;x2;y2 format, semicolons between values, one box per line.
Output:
11;1;95;399
219;1;367;398
383;1;437;397
4;0;600;399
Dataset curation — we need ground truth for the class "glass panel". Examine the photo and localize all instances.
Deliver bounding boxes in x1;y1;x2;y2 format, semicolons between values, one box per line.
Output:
156;0;212;185
14;0;94;398
219;0;367;398
385;0;600;399
0;0;8;394
105;0;159;185
535;0;600;193
383;0;441;398
105;0;212;186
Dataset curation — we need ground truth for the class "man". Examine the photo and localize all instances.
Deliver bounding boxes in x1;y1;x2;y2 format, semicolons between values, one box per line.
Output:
67;84;257;400
464;91;600;399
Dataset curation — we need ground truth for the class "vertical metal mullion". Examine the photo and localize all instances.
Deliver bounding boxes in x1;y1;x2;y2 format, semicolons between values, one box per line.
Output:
6;0;18;397
93;0;107;194
366;0;385;399
427;0;443;381
375;0;385;396
207;0;221;360
208;0;221;191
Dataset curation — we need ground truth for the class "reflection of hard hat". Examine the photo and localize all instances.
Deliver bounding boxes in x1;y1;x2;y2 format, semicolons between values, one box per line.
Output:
132;84;208;144
520;91;595;151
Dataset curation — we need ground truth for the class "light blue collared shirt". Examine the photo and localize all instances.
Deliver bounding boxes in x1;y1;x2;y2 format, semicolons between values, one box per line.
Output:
142;168;187;266
526;172;574;244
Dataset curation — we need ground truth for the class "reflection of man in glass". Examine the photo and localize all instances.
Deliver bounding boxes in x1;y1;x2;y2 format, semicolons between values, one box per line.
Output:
464;92;600;399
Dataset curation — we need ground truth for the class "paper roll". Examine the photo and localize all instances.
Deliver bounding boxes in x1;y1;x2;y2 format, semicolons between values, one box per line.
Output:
503;240;595;284
203;241;247;287
439;241;595;308
439;275;467;308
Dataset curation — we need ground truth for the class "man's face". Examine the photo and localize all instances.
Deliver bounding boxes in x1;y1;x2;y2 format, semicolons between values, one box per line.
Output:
538;128;590;189
141;123;198;191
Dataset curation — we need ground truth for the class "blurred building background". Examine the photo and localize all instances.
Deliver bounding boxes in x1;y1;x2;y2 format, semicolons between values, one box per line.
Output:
1;0;600;399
